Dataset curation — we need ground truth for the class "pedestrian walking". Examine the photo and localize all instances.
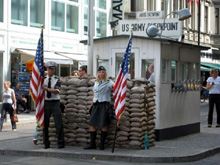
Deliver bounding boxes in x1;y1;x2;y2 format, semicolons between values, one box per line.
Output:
206;68;220;128
84;66;115;150
42;61;65;149
0;81;17;131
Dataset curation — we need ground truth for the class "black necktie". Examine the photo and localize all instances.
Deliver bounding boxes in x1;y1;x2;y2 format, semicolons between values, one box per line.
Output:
47;78;51;98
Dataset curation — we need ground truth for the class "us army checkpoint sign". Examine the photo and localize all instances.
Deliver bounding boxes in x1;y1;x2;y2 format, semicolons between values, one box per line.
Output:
118;18;182;39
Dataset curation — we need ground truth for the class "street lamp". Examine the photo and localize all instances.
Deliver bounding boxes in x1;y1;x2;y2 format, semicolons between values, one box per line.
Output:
146;8;192;39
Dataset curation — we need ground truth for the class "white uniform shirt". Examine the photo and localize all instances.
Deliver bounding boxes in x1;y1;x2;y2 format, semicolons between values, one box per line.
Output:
2;88;14;104
207;76;220;94
44;75;61;100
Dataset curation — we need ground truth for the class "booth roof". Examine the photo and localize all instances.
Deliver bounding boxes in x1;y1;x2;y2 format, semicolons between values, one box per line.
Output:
80;35;210;50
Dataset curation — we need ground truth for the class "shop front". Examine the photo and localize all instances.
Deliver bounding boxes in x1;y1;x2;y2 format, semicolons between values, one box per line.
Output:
81;35;209;140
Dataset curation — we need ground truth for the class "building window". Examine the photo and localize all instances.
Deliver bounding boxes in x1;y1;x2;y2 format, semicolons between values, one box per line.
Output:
0;53;3;98
66;4;79;34
69;0;78;2
215;8;219;34
204;6;208;33
97;0;106;10
84;8;88;35
116;53;135;79
30;0;45;28
11;0;28;26
51;1;65;32
162;60;168;83
96;11;106;37
84;0;88;5
0;0;3;22
147;0;155;11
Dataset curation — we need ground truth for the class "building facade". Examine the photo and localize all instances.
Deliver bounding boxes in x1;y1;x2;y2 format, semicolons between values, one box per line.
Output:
0;0;112;93
123;0;220;64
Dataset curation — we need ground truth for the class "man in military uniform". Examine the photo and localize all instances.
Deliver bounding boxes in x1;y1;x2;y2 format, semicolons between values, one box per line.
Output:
42;61;65;149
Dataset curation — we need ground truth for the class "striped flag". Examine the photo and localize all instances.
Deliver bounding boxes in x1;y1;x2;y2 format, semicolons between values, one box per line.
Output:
113;35;133;125
30;31;45;127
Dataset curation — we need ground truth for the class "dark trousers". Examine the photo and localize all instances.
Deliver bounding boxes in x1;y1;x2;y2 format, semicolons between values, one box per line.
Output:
43;101;64;146
0;103;16;130
208;94;220;125
17;100;27;113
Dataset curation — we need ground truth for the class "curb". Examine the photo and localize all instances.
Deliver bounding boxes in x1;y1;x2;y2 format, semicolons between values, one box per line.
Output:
3;122;36;129
1;146;220;163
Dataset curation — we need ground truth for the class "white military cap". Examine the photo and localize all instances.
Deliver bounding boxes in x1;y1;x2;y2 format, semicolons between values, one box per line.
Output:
45;61;57;69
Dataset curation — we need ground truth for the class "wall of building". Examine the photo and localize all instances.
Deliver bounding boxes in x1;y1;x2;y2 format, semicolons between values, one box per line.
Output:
0;0;112;86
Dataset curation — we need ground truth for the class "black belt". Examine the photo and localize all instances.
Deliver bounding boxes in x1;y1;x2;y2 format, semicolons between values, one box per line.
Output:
45;100;59;102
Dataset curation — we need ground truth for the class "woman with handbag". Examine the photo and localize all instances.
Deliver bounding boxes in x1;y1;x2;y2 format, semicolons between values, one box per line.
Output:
0;81;17;131
84;66;115;150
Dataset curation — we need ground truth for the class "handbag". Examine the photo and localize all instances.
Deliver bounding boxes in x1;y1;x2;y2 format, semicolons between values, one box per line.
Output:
11;110;18;122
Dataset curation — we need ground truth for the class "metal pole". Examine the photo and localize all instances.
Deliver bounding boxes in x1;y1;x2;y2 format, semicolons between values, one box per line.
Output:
198;0;201;46
88;0;94;76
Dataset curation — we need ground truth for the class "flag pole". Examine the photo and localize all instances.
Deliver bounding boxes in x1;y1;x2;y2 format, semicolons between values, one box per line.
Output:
112;27;133;153
111;119;118;153
198;0;200;46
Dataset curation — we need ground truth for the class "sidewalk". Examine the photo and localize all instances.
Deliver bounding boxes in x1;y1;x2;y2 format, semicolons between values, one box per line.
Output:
1;102;220;163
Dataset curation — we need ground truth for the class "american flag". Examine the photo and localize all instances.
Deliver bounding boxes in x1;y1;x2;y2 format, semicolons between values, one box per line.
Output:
30;31;45;127
113;35;133;125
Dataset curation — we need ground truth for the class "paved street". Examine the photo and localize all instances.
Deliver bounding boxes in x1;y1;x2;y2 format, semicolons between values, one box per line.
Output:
1;102;220;164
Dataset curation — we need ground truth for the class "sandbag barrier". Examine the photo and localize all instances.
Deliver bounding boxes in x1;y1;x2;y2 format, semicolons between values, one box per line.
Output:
37;77;156;149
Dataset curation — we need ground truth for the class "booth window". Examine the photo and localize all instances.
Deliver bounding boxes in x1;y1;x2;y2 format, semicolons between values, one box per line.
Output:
0;0;3;22
191;63;198;80
141;59;154;80
11;0;28;26
98;59;109;75
181;63;189;81
116;53;135;79
51;1;65;32
162;60;168;83
96;11;107;37
30;0;45;28
66;4;79;34
171;61;176;83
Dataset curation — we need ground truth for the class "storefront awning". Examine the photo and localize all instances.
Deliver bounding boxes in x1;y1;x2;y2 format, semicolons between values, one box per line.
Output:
14;49;74;65
55;52;87;61
201;62;220;70
200;66;211;72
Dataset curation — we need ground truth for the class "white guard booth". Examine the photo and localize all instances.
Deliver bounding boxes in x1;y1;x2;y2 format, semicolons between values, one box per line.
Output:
81;35;209;140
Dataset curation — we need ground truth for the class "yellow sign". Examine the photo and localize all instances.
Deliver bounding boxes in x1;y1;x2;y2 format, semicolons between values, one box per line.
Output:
26;60;34;73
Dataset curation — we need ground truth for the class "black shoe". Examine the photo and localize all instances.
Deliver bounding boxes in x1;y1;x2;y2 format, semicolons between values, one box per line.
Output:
84;131;96;150
58;145;65;149
44;144;50;149
99;131;107;150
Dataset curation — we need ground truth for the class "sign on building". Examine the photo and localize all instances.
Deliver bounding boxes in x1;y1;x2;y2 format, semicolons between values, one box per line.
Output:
111;0;124;28
136;11;164;19
118;19;182;39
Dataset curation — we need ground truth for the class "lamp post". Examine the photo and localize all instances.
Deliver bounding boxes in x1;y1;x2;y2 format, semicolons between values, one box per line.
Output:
146;8;192;39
